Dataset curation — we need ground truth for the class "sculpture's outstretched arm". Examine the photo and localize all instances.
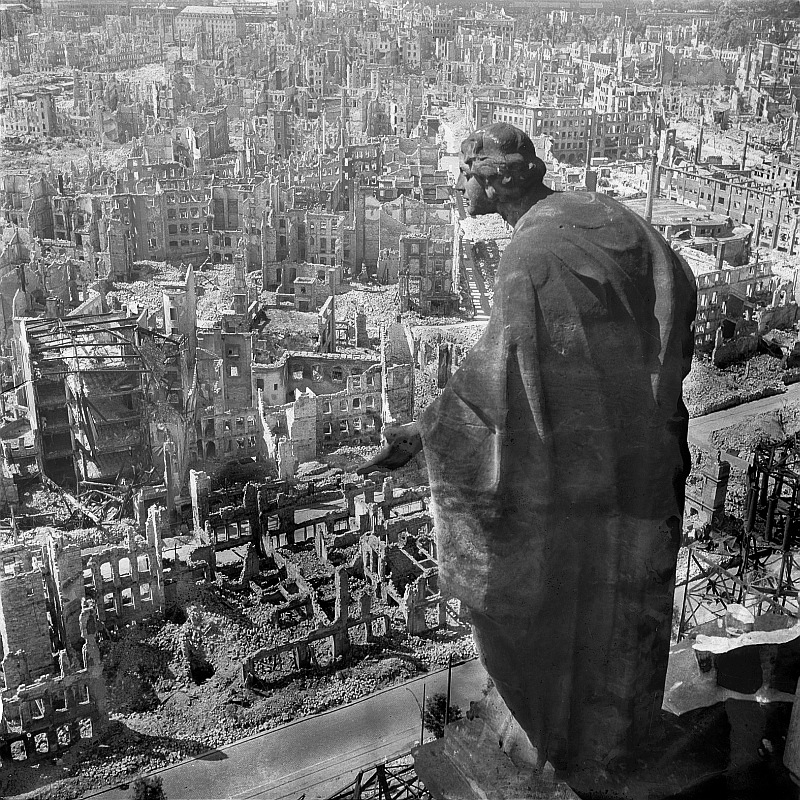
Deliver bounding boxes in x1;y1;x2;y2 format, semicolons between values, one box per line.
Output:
356;422;422;475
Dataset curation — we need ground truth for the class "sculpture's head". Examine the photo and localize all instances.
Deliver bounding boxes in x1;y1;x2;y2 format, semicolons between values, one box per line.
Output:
456;123;547;217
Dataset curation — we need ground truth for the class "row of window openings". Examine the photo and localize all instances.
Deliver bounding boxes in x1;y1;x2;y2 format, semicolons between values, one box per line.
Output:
5;688;92;732
220;435;256;452
211;521;251;542
84;555;151;586
168;223;203;234
8;718;94;761
199;435;258;450
286;367;376;385
308;237;336;250
166;206;202;218
324;417;375;435
200;416;255;434
102;584;153;611
698;284;759;307
323;396;376;413
2;554;41;576
166;240;203;250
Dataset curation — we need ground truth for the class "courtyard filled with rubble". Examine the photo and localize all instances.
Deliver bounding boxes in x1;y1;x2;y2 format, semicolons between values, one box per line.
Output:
8;0;800;793
5;246;800;799
0;459;476;800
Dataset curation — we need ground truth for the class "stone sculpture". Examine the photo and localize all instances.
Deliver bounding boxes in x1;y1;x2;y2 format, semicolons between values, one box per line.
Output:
359;123;697;793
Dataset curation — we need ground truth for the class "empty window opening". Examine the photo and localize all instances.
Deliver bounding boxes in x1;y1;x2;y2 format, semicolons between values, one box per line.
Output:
57;725;71;747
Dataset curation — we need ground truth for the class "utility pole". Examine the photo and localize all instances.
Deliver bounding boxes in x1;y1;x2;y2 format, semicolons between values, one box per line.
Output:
645;152;658;223
444;653;453;727
420;683;426;745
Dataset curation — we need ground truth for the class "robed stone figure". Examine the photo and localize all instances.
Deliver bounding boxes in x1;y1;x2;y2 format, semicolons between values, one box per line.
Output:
359;123;697;789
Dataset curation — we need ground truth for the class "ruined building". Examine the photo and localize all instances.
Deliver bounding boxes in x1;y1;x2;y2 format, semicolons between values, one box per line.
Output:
12;311;152;485
0;540;107;766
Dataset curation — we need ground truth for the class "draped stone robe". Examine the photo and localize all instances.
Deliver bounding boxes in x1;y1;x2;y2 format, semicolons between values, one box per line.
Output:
419;192;697;772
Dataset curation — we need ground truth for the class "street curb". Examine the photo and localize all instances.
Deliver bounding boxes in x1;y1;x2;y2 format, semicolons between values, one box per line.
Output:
82;655;480;797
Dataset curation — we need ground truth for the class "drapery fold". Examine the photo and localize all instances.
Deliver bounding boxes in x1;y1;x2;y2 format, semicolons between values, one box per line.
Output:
419;192;697;770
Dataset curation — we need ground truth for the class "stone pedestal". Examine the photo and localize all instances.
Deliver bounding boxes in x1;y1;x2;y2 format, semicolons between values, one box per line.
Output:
413;685;579;800
784;675;800;785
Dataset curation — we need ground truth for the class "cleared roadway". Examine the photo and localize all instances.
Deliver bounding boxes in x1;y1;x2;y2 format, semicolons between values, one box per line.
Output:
88;659;488;800
452;188;492;322
687;382;800;450
82;386;800;799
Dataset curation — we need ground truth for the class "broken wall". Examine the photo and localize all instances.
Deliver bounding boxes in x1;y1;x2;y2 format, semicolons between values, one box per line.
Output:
0;601;107;766
46;537;85;654
190;470;259;550
758;302;800;334
83;526;164;627
0;567;53;681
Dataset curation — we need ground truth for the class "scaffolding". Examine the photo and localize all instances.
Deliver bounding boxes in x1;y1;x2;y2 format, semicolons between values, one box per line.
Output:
678;439;800;639
19;313;151;486
325;761;432;800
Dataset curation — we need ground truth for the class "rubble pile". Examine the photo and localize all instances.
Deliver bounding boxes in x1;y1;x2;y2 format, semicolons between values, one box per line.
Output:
710;410;798;458
459;214;512;247
77;559;472;784
253;294;320;352
415;364;442;418
439;106;471;153
335;284;401;338
410;323;484;415
412;323;484;352
403;311;465;327
107;263;187;312
196;264;236;323
684;354;786;418
0;140;137;181
8;1;800;797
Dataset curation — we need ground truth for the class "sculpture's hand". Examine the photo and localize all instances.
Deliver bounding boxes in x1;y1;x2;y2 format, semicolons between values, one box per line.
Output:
356;422;422;475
